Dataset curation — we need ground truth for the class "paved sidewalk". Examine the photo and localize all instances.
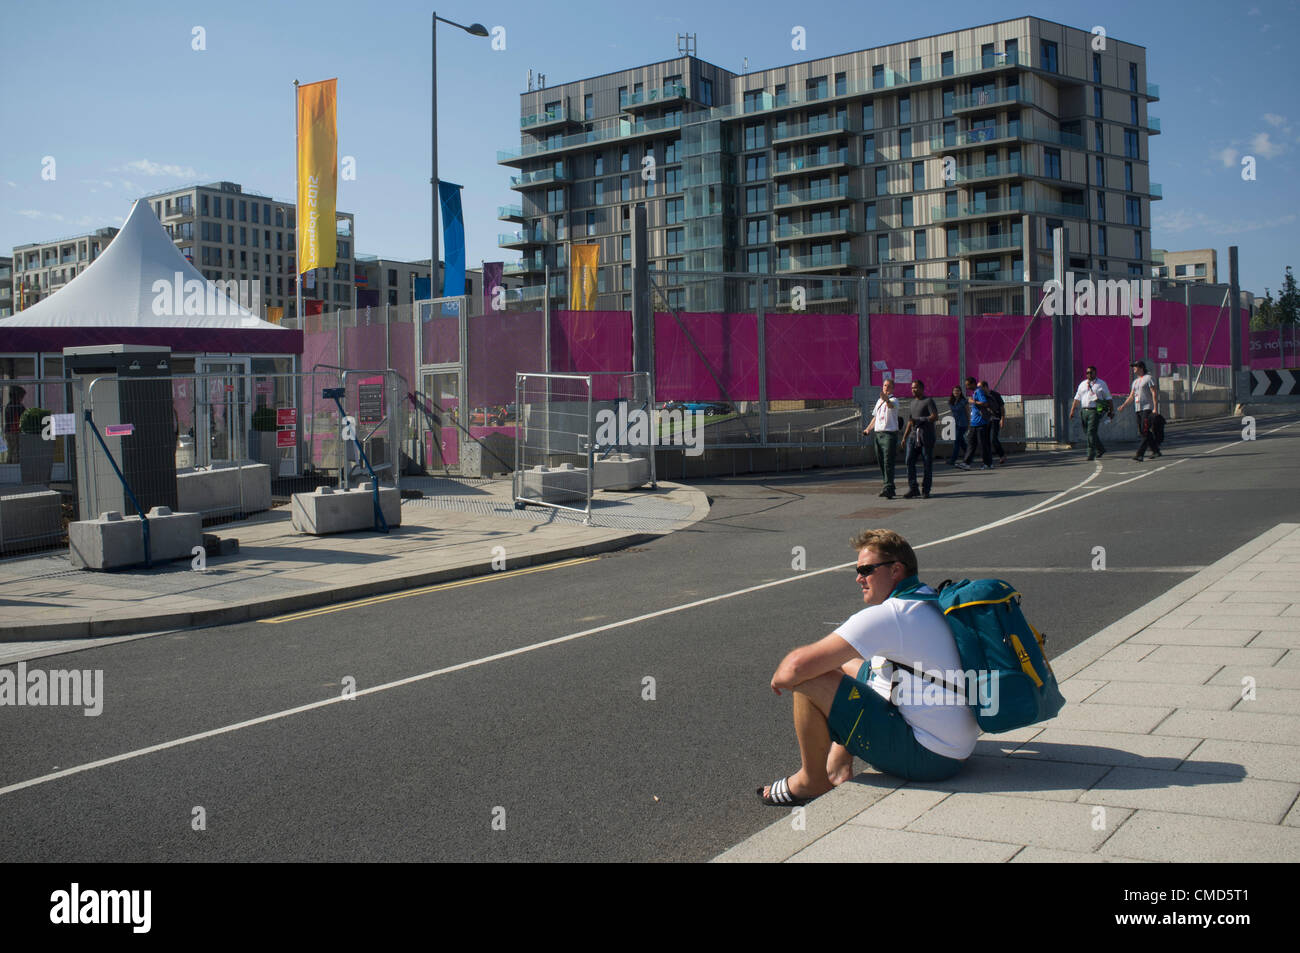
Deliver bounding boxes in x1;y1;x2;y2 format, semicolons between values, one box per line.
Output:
716;523;1300;863
0;476;709;643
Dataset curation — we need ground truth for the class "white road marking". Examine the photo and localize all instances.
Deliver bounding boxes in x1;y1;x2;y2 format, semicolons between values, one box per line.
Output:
1;421;1294;799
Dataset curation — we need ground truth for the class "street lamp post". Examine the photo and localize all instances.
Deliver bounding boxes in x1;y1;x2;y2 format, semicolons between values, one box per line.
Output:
431;12;488;299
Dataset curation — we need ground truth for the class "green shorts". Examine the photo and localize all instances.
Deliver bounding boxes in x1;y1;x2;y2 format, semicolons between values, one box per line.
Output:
827;661;965;782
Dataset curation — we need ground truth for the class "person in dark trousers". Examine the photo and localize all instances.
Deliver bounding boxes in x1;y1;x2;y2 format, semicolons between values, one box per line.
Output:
3;386;25;464
956;378;992;470
1115;360;1161;461
1068;366;1114;460
946;385;968;465
862;378;900;499
980;380;1008;465
901;379;939;498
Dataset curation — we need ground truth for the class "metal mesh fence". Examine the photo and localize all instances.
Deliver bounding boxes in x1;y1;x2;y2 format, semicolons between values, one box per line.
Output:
513;372;594;521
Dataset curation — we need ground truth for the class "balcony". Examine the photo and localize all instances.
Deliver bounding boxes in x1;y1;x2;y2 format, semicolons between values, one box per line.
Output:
933;195;1027;222
520;103;577;131
952;86;1032;113
498;227;553;249
772;148;852;177
774;181;858;208
497;204;524;222
1150;182;1163;200
1146;82;1160;101
774;212;857;242
772;114;850;143
952;232;1023;255
499;114;682;165
968;269;1023;283
624;84;686;112
509;168;571;190
1031;200;1086;218
777;250;853;273
163;206;195;221
951;157;1033;182
1147;116;1161;134
933;123;1083;153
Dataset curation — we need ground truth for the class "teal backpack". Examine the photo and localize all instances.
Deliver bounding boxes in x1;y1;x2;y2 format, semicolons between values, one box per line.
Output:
895;579;1066;733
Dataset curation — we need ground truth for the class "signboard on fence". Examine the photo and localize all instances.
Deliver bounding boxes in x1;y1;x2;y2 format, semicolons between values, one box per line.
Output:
277;408;298;427
358;382;384;424
277;429;297;448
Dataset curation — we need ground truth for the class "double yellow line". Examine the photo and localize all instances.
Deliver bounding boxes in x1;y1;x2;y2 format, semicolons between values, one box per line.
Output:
260;556;598;623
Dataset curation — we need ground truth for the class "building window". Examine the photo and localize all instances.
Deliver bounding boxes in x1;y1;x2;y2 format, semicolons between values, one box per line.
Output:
664;140;678;163
806;76;827;100
1094;88;1103;117
743;90;764;113
1094;123;1104;152
699;78;713;105
666;198;684;224
875;166;888;195
1097;191;1106;219
746;250;769;273
912;162;924;191
1129;63;1138;92
908;58;921;82
620;176;631;201
775;84;787;107
900;128;912;158
982;43;995;69
943;122;956;148
594;181;604;204
902;197;914;227
746;219;768;244
899;95;910;124
1124;129;1139;158
1005;39;1018;63
1125;162;1133;192
865;203;877;230
1040;40;1058;73
942;87;954;118
1096;156;1106;187
619;86;628;109
1125;196;1140;225
746;186;768;213
875;234;890;264
1130;96;1139;124
593;155;604;176
664;168;681;192
546;188;564;212
914;230;927;259
1044;147;1061;179
872;65;884;89
584;94;593;120
1097;225;1107;256
1093;52;1102;84
745;155;767;181
745;122;766;149
835;72;847;96
1134;231;1143;259
862;135;875;162
239;201;247;221
621;235;631;259
251;203;260;224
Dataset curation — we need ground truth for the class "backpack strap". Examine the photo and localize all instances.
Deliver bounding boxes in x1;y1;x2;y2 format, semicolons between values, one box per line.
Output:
890;660;967;698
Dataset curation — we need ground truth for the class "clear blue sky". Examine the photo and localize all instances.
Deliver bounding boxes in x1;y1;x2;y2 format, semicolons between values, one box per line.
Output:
2;0;1297;295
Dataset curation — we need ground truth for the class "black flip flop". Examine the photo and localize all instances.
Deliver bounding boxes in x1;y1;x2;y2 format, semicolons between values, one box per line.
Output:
757;776;813;807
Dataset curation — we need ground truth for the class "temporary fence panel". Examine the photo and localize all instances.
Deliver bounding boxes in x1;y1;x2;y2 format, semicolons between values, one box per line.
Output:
764;313;859;400
869;314;959;389
653;312;760;402
514;372;594;522
549;311;633;401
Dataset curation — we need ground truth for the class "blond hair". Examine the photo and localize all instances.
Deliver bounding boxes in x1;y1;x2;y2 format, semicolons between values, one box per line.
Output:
849;528;918;576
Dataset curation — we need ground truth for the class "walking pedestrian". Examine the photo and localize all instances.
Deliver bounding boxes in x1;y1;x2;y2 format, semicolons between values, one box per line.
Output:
1068;365;1114;461
956;377;992;470
946;385;968;466
1114;360;1161;461
980;379;1008;465
862;378;901;499
902;380;938;498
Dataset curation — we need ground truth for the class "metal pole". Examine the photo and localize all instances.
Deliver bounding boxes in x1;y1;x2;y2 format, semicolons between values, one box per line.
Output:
431;12;440;300
1229;245;1242;404
757;277;768;445
294;80;303;325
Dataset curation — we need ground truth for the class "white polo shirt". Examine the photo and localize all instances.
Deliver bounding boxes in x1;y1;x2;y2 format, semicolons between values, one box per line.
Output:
1074;378;1111;407
834;587;979;760
872;396;899;432
1130;374;1156;411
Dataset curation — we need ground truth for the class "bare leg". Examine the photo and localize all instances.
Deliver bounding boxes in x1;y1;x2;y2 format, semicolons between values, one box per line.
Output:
763;671;842;800
827;660;865;784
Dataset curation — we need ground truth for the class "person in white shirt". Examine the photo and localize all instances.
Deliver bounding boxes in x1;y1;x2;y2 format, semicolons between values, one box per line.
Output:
1115;360;1162;461
862;379;901;499
1068;365;1114;461
758;528;977;806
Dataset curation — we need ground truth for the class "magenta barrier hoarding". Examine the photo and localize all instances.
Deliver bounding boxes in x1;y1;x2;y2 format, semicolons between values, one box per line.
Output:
766;313;859;400
869;314;958;390
965;314;1052;395
550;310;632;400
1189;304;1233;367
300;320;335;374
1073;315;1132;395
1140;298;1187;371
390;319;415;388
1250;327;1300;369
654;311;759;401
421;312;459;365
467;311;545;407
342;321;387;374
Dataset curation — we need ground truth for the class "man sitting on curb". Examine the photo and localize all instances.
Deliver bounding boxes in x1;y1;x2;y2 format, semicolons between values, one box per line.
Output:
758;529;977;806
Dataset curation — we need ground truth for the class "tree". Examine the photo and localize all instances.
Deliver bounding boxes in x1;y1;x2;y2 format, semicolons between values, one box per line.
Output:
1253;289;1277;330
1277;266;1300;327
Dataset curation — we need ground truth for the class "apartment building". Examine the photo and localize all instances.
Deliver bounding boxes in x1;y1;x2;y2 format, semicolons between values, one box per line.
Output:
498;16;1162;314
1153;248;1217;283
0;256;12;318
10;227;119;312
140;181;356;318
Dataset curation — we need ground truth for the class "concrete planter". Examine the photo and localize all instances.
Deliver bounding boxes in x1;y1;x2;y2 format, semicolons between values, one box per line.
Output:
19;433;55;485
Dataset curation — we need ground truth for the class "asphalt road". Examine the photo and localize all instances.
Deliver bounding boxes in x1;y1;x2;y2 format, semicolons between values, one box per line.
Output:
2;411;1297;862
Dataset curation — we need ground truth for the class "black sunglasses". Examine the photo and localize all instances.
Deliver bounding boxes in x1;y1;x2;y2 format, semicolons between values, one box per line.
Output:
855;561;897;577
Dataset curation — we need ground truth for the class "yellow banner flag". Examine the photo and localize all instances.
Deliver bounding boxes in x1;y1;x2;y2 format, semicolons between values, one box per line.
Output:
569;244;599;311
267;306;284;325
297;78;338;274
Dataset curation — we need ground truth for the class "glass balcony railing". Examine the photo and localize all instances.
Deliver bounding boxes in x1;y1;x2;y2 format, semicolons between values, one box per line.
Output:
953;233;1023;253
773;149;851;174
929;123;1082;151
500;113;683;163
520;104;570;129
626;84;686;108
1146;82;1160;100
969;269;1022;283
951;86;1032;111
952;157;1031;181
1147;116;1161;133
509;168;570;188
774;181;854;206
701;50;1032;122
1031;200;1086;218
497;204;523;220
498;230;553;247
774;215;854;239
933;195;1027;220
502;261;533;274
1150;182;1163;199
777;250;853;271
773;114;850;141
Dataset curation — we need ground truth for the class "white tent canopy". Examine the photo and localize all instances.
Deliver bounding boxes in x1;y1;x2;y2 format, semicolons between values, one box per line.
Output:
3;199;283;331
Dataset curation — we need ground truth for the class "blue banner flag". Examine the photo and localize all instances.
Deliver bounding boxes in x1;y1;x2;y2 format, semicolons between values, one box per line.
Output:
438;180;466;299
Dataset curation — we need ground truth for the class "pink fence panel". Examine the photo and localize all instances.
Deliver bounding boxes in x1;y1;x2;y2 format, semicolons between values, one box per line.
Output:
421;312;460;366
1250;327;1300;369
467;311;545;407
1140;298;1186;372
869;314;958;390
965;314;1052;395
550;310;632;400
765;313;859;400
390;318;416;388
1190;304;1233;367
654;312;759;401
342;321;387;373
300;318;336;373
1073;315;1131;394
